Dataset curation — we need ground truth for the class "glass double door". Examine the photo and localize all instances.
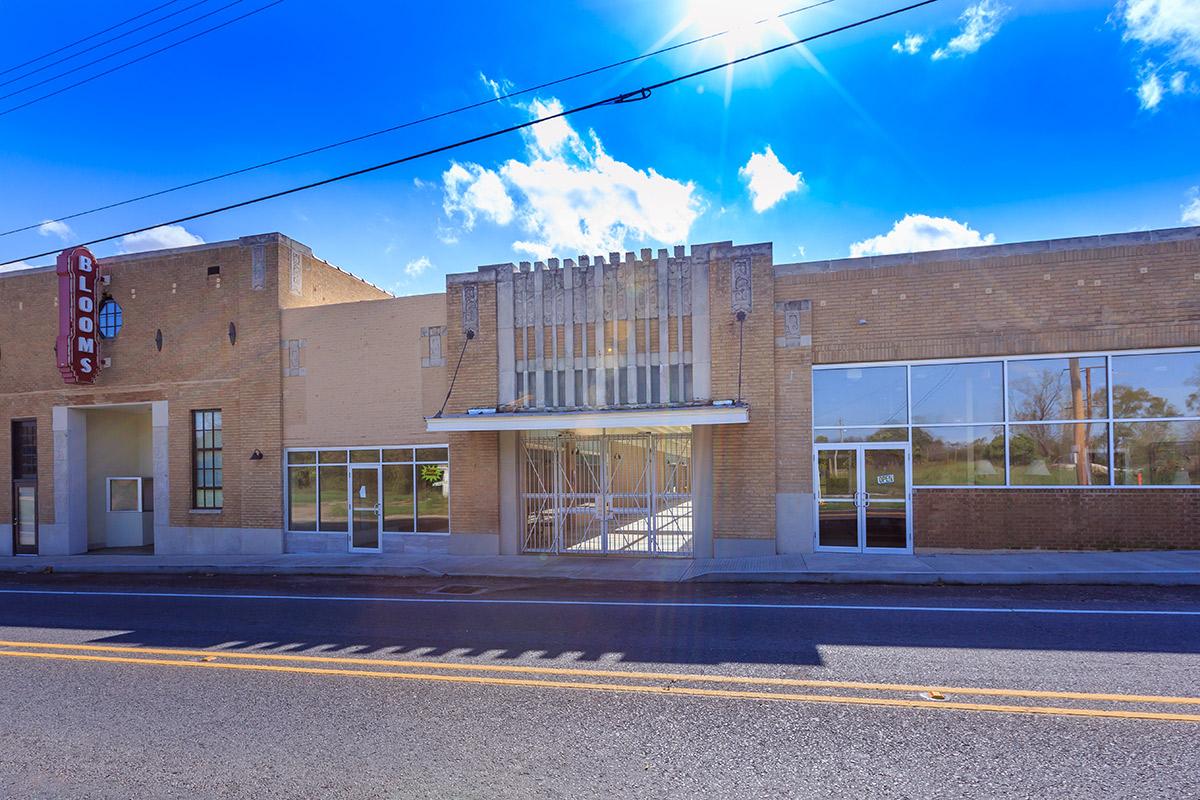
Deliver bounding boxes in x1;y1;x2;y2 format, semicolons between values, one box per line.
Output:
349;466;382;551
815;443;910;552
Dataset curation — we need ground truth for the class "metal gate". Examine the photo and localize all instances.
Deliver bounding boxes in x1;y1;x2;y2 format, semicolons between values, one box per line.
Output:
520;431;693;556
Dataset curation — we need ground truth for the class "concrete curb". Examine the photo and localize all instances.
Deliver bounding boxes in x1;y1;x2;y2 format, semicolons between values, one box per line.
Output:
3;560;1199;586
686;570;1200;586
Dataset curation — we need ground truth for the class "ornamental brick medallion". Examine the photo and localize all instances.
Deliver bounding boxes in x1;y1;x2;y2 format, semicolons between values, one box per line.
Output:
731;257;752;315
461;283;479;333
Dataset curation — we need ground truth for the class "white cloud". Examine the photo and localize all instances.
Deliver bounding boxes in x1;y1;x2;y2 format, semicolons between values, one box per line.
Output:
738;146;805;213
440;96;703;261
932;0;1008;60
1183;187;1200;225
37;219;73;240
404;256;432;277
1120;0;1200;61
0;259;35;273
1118;0;1200;109
892;33;926;55
1138;69;1165;108
849;214;996;257
442;162;515;230
117;224;204;254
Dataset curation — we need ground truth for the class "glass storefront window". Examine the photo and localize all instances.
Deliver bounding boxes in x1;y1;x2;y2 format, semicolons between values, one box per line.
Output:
912;426;1005;486
813;427;908;444
287;447;451;533
1009;356;1107;421
318;465;348;531
1114;421;1200;486
911;362;1003;424
383;464;415;532
1009;423;1109;486
416;463;450;532
288;467;317;531
1112;352;1200;419
813;366;907;427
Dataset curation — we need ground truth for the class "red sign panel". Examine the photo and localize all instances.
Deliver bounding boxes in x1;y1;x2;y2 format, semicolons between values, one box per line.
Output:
55;246;103;385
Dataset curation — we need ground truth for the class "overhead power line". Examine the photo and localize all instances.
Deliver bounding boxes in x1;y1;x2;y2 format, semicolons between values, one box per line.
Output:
0;0;839;239
0;0;250;101
0;0;218;90
0;0;187;77
0;0;940;268
0;0;284;117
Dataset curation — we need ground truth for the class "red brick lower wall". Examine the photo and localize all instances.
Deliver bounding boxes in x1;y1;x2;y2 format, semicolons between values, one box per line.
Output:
914;489;1200;550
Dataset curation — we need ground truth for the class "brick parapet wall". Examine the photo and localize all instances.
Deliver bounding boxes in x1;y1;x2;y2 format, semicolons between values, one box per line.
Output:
914;488;1200;550
708;245;777;541
776;237;1200;365
443;277;501;535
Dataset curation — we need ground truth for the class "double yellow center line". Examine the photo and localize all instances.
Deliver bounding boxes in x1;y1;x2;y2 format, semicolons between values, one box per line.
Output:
2;639;1198;722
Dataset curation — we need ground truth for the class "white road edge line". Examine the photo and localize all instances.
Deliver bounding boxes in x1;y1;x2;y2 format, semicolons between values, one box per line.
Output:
0;588;1198;615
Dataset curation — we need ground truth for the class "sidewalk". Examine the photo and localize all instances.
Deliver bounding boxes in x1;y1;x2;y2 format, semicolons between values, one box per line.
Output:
1;549;1199;585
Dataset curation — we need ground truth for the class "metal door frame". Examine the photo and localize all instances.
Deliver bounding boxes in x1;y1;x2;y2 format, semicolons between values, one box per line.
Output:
348;465;382;553
11;479;37;556
813;442;912;554
520;431;693;557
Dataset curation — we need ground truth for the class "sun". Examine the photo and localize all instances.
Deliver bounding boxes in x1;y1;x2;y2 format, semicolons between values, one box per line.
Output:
651;0;807;103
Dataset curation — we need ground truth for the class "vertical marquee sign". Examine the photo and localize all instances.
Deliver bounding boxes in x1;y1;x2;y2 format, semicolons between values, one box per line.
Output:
55;246;104;384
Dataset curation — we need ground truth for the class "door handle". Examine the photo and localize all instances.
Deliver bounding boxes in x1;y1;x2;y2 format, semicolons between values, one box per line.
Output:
862;491;871;509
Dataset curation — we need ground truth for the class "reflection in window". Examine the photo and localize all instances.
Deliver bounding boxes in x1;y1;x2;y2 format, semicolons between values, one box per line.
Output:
1008;357;1108;421
318;466;348;531
1009;424;1109;486
288;467;317;531
913;426;1005;486
1112;352;1200;419
812;366;907;427
813;427;908;444
911;362;1003;424
416;463;450;532
817;449;857;498
1114;421;1200;485
383;464;415;532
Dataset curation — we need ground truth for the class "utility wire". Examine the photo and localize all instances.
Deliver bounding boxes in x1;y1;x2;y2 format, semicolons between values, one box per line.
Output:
0;0;941;268
0;0;249;101
0;0;839;238
0;0;187;77
0;0;218;90
0;0;283;117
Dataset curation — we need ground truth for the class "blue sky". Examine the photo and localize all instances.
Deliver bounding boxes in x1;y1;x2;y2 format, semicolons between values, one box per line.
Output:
1;0;1198;295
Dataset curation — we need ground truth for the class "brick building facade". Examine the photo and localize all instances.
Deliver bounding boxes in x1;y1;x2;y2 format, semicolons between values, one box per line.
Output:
3;226;1198;560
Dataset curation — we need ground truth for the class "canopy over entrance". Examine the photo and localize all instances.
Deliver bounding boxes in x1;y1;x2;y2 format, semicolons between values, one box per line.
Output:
425;403;748;433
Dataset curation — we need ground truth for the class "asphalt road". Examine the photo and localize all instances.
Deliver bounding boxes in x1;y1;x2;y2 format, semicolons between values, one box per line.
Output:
0;573;1198;799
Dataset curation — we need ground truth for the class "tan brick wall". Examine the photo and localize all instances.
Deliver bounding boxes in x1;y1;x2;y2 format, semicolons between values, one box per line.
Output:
708;245;776;541
281;294;447;447
778;234;1200;551
778;237;1200;365
442;276;501;534
274;237;392;309
915;488;1200;550
448;430;500;534
0;233;391;533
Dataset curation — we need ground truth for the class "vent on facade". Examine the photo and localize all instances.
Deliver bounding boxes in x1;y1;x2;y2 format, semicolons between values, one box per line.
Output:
207;266;220;276
100;357;112;368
